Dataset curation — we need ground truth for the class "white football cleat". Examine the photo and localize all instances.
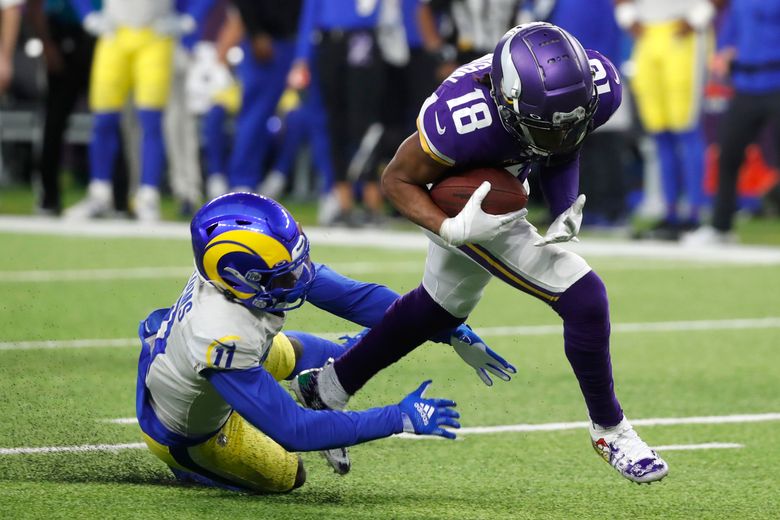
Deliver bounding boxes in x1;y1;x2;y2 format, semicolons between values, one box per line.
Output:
133;185;161;222
259;171;287;200
206;173;229;200
317;191;341;226
590;417;669;484
64;180;112;220
680;226;737;247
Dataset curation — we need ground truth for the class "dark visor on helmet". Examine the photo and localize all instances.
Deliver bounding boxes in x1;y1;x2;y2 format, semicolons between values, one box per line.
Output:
497;96;598;156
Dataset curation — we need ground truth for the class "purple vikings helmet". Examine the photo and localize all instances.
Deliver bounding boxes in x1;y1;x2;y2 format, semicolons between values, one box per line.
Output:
490;22;598;156
191;192;314;312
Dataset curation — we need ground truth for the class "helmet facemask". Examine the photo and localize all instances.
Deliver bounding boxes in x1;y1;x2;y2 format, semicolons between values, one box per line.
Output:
494;93;598;157
220;236;315;312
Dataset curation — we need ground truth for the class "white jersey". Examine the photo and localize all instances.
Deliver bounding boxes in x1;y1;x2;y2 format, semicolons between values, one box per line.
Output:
103;0;175;28
144;272;285;438
631;0;707;24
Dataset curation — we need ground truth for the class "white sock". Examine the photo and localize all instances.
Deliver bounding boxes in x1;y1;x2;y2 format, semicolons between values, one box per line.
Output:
319;362;350;410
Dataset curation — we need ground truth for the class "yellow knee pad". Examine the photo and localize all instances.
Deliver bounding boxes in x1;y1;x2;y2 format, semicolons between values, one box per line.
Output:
262;333;296;382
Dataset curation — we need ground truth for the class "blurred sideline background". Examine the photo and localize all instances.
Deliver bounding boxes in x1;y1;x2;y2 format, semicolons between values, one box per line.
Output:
0;0;778;245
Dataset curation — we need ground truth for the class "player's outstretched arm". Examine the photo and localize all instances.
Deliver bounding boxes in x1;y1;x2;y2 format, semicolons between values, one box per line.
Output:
205;367;460;451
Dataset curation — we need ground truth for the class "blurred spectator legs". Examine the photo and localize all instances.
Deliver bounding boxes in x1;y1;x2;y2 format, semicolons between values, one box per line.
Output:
683;91;780;244
203;79;240;199
65;28;174;221
164;46;202;217
631;22;709;239
226;38;294;192
317;29;385;226
37;19;94;214
266;73;339;225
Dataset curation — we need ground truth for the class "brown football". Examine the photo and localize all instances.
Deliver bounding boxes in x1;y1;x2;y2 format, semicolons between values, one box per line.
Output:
429;167;528;218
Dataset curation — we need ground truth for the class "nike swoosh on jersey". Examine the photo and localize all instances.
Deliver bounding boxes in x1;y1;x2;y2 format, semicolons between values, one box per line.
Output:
435;112;446;135
214;339;237;349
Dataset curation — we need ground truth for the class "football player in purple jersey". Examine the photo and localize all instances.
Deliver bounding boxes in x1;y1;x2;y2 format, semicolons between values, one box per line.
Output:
293;22;669;484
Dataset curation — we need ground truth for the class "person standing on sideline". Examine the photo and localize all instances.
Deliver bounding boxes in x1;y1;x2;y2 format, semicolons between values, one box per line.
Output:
63;0;200;221
683;0;780;244
615;0;725;239
27;0;97;215
221;0;302;195
289;0;386;227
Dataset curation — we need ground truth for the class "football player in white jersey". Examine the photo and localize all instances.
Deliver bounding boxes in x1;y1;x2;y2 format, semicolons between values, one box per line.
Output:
137;192;511;492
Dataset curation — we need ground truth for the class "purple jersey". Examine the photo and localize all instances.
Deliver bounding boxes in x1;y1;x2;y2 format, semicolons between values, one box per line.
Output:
417;49;623;180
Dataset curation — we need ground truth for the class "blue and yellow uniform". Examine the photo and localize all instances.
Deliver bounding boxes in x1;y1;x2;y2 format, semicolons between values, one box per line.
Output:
224;0;302;191
617;0;717;227
136;261;463;491
70;0;211;216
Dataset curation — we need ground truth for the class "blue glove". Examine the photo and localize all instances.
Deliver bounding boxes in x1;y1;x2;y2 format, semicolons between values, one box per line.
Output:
399;380;460;440
451;324;516;386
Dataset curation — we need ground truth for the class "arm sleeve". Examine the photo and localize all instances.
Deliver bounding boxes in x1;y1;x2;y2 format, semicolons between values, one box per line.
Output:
205;366;403;452
294;0;317;62
306;263;401;328
717;6;736;50
539;153;580;219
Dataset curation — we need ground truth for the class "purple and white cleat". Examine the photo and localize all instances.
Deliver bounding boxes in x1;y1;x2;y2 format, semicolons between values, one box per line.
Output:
590;417;669;484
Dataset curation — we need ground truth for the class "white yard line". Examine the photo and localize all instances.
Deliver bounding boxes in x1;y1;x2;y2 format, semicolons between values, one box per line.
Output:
103;412;780;432
652;443;743;451
0;443;146;455
3;317;780;352
0;441;743;455
7;412;774;455
0;262;423;283
0;260;753;283
2;215;780;264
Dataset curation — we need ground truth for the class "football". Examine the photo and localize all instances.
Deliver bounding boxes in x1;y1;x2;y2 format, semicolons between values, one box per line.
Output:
429;166;528;218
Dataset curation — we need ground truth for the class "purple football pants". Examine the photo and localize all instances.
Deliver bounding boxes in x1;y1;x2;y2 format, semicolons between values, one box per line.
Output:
334;271;623;427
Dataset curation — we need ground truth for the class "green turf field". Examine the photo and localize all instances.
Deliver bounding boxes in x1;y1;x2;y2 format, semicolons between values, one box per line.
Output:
1;228;779;519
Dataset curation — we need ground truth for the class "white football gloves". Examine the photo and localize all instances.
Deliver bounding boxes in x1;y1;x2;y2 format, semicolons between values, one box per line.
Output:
535;194;586;247
438;181;527;247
